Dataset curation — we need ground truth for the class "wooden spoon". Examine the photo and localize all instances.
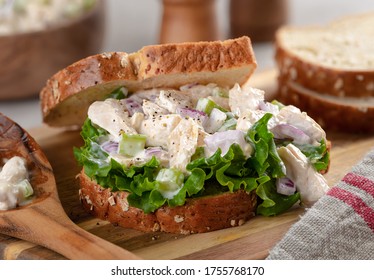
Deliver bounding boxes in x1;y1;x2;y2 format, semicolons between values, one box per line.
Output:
0;113;140;260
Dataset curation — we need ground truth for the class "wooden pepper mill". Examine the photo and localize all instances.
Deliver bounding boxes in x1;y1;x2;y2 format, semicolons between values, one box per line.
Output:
230;0;288;42
159;0;219;44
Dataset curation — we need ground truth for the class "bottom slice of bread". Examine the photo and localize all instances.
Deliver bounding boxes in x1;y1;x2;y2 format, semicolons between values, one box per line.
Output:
278;80;374;133
78;170;257;234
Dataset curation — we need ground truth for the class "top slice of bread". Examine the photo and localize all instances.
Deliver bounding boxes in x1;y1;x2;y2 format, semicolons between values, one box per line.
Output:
40;37;257;127
275;13;374;98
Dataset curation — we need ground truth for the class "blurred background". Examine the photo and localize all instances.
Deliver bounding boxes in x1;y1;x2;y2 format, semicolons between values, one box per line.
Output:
0;0;373;129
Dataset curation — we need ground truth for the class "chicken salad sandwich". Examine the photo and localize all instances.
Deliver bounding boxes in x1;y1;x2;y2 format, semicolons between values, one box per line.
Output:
40;37;330;234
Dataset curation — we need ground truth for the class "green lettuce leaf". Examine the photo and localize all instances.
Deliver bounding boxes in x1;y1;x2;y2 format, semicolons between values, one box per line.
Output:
127;167;207;213
295;139;329;172
187;144;261;193
256;180;300;216
74;115;301;216
246;113;285;178
127;188;165;214
107;87;127;99
73;119;111;178
74;118;207;213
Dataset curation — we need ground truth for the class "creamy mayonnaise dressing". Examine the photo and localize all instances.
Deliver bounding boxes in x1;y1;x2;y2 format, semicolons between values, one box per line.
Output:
0;156;33;210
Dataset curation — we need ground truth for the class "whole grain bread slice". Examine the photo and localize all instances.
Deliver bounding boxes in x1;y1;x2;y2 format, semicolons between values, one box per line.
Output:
275;13;374;98
78;170;257;234
277;79;374;133
40;37;257;128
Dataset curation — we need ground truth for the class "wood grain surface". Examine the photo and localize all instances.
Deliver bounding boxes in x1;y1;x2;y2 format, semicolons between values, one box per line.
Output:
0;113;140;260
1;70;373;260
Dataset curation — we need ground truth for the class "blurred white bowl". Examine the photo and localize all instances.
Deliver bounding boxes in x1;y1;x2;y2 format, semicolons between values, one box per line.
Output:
0;0;105;100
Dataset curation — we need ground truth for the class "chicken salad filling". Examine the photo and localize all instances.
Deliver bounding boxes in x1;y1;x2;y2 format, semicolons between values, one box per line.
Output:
0;156;33;210
74;83;330;215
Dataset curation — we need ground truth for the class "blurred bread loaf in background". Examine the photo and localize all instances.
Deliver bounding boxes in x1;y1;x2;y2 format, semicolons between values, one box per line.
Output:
275;13;374;133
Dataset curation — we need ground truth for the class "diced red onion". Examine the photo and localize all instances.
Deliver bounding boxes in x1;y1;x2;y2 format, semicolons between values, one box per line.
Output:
204;108;227;133
180;83;198;91
259;101;279;115
276;177;296;196
176;107;208;124
271;124;311;145
124;98;143;116
131;89;159;102
204;130;252;158
144;147;163;157
101;141;119;153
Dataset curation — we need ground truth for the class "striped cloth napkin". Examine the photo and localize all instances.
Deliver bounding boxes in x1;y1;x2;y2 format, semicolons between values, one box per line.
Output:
267;148;374;260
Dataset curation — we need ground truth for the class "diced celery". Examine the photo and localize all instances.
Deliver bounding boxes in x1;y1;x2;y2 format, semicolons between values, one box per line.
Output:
196;98;227;115
218;118;237;131
271;100;286;109
17;179;34;198
156;168;184;199
225;112;235;119
118;133;146;157
204;108;227;133
212;87;229;98
108;86;128;100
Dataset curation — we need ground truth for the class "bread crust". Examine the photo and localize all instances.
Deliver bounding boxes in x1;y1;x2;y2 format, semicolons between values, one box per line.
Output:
40;37;257;127
277;79;374;133
78;170;257;234
275;40;374;98
275;13;374;98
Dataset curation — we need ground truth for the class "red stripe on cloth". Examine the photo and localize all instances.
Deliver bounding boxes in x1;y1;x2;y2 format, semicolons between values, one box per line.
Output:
327;187;374;233
342;172;374;198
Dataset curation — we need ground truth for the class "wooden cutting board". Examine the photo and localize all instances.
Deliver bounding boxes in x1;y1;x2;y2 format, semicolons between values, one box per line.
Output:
1;70;374;260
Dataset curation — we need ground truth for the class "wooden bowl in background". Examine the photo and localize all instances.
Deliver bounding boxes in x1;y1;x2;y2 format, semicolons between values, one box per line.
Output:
0;0;105;100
